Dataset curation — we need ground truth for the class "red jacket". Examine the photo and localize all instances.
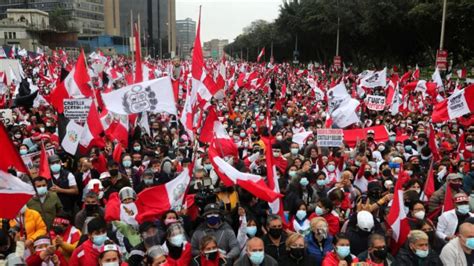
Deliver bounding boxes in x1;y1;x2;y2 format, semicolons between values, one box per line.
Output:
322;251;359;266
166;242;192;266
26;251;68;266
308;212;340;236
69;239;100;266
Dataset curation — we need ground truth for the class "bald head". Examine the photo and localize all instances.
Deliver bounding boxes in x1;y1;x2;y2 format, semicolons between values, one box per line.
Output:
247;237;264;253
459;223;474;238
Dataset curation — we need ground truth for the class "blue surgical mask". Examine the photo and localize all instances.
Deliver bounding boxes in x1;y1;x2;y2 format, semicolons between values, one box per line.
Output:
336;246;351;258
317;179;327;186
143;178;153;185
93;233;107;246
37;186;48;196
466;237;474;250
456;204;470;215
133;146;141;152
296;210;307;220
299;178;309;186
316;206;324;216
204;164;213;170
405;145;412;152
289;171;297;178
291;148;299;155
169;234;185;247
240;133;246;138
249;251;265;265
19;149;28;155
246;226;257;237
50;163;61;173
389;136;396;142
327;165;336;172
122;160;132;168
415;249;428;258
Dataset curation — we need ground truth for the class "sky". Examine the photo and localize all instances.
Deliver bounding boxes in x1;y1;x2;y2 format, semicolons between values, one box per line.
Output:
176;0;282;43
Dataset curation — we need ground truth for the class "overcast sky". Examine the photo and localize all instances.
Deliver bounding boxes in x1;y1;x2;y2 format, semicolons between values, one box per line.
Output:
176;0;282;43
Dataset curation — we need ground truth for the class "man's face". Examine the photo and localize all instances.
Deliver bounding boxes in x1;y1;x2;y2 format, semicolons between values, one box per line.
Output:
268;219;282;230
85;197;98;205
247;239;264;253
369;239;386;253
410;239;428;252
34;180;47;189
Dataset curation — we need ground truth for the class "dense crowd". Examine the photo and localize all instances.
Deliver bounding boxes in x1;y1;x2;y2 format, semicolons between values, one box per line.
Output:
0;51;473;266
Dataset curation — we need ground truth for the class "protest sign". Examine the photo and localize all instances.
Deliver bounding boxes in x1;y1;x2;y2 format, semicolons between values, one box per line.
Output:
366;95;386;111
316;129;344;147
21;148;55;170
63;98;92;123
0;109;13;125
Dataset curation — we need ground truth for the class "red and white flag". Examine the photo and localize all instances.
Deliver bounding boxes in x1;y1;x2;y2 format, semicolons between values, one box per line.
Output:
49;49;92;113
457;68;467;79
133;23;143;83
432;84;474;122
422;160;435;201
79;102;105;151
387;170;410;254
0;123;29;173
0;170;35;219
0;47;7;58
257;47;265;63
8;45;16;59
39;144;52;180
135;167;191;223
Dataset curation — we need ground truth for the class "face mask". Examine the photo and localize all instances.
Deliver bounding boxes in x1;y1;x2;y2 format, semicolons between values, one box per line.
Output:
206;215;221;226
85;204;99;216
316;206;324;216
405;146;412;152
450;183;462;191
240;133;246;138
14;134;22;139
415;249;428;258
93;233;107;246
143;178;153;185
122;160;132;168
327;165;335;172
19;149;27;155
169;234;185;247
382;169;392;177
273;152;280;157
336;246;351;258
378;146;385;152
276;135;283;141
299;177;309;186
456;204;470;215
249;251;265;265
204;249;218;260
37;186;48;196
39;127;45;133
50;163;61;173
317;179;327;186
268;228;282;239
289;171;297;178
364;171;371;178
102;262;119;266
246;226;257;237
53;225;65;235
465;237;474;250
414;211;425;220
389;136;396;142
289;247;304;259
307;141;314;145
296;210;307;220
372;248;387;260
291;148;299;155
133;146;141;152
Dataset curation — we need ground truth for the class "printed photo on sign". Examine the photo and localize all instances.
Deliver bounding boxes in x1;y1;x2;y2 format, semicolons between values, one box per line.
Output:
21;148;55;170
0;109;13;125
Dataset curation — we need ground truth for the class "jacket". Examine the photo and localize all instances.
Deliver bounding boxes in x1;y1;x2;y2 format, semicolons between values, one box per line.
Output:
322;251;359;266
69;239;100;266
357;250;394;265
234;254;278;266
27;192;62;229
279;252;318;266
308;212;340;236
9;208;47;241
436;209;474;240
392;247;442;266
190;255;227;266
25;250;68;266
190;222;239;259
262;232;288;261
440;237;468;266
428;185;446;214
305;233;333;265
162;242;192;266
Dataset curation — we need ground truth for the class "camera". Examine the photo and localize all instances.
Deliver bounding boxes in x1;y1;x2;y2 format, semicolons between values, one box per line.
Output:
194;177;217;214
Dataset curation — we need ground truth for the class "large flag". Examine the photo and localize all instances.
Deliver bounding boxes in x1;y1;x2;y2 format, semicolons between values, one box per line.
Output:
60;119;84;155
257;47;265;62
0;123;29;173
327;83;360;128
49;49;92;113
39;144;51;180
101;76;177;115
79;102;105;151
0;170;35;219
360;68;387;88
387;170;410;254
135;167;191;223
432;84;474;122
432;68;444;90
342;126;389;147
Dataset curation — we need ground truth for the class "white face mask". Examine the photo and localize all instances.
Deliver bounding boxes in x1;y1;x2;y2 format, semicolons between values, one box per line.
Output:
413;211;425;220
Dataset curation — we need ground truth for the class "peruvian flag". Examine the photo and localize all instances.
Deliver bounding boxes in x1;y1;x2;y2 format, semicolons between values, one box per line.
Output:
422;160;435;201
8;45;16;59
257;47;265;63
442;183;455;213
208;147;281;202
135;167;191;223
387;170;410;254
432;84;474;122
0;47;6;58
215;54;226;91
79;102;106;151
39;144;52;180
457;68;467;79
403;80;438;99
0;170;35;219
412;65;420;80
428;124;441;162
202;108;238;159
0;123;29;173
49;49;92;113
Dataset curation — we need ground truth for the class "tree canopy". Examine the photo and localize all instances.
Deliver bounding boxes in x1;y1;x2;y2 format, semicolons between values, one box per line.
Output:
225;0;474;68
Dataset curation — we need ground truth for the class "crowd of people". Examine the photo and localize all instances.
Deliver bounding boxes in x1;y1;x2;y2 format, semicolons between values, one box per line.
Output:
0;49;473;266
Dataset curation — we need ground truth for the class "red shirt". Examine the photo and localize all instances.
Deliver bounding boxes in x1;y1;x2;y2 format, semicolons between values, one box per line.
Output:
322;251;359;266
69;239;100;266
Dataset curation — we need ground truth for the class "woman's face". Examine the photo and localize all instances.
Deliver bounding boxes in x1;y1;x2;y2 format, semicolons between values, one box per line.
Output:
165;213;177;220
151;255;167;266
298;205;307;211
203;241;217;252
336;238;350;247
248;220;257;227
100;251;119;265
409;183;421;191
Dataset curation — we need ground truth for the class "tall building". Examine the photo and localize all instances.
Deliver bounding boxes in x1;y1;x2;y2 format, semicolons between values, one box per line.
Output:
104;0;119;36
0;0;104;35
176;18;195;58
203;39;229;60
118;0;175;58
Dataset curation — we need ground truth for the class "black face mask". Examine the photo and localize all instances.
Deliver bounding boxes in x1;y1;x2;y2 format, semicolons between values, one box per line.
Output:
289;247;304;259
144;234;160;248
372;248;388;260
85;204;99;216
364;171;371;178
205;250;218;260
53;225;66;235
133;160;142;167
109;169;119;177
268;228;283;239
382;169;392;177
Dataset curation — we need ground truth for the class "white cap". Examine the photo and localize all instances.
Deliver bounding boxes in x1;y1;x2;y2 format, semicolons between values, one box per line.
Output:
357;211;374;232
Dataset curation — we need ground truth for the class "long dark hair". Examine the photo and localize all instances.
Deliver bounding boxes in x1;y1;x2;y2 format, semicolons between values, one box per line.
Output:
333;233;353;264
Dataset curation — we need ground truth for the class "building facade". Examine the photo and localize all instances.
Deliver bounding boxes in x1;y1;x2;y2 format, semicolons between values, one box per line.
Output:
203;39;229;60
176;17;195;59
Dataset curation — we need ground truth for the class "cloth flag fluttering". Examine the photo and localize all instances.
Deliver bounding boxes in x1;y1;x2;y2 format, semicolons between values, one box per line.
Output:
432;84;474;122
257;47;265;62
0;170;36;219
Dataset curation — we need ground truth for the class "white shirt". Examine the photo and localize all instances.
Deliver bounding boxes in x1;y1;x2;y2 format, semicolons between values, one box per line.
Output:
53;171;77;187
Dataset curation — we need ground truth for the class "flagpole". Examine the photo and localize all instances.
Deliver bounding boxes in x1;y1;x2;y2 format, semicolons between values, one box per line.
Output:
439;0;447;50
131;10;134;64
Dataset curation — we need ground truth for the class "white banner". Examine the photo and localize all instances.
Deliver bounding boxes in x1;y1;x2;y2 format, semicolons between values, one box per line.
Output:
447;90;470;119
366;95;386;111
0;109;13;125
102;76;177;115
63;98;93;123
360;68;387;88
317;129;344;147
